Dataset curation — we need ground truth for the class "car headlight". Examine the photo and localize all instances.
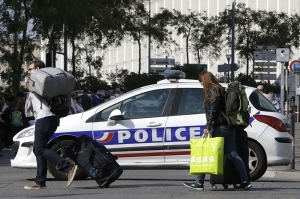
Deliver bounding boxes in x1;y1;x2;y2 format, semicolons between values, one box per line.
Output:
17;127;35;138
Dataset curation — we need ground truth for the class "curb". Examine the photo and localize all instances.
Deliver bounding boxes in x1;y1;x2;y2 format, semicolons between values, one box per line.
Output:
263;169;300;180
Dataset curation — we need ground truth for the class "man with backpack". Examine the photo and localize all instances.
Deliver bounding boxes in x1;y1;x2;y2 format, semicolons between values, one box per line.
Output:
24;60;78;190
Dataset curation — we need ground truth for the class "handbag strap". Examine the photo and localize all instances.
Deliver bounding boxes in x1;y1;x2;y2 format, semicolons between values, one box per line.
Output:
201;132;212;139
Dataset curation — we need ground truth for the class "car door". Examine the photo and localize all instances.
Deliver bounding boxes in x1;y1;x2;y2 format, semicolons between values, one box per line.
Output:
90;85;175;164
164;85;207;163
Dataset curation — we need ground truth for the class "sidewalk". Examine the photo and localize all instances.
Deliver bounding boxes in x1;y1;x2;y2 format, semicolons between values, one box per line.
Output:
263;122;300;180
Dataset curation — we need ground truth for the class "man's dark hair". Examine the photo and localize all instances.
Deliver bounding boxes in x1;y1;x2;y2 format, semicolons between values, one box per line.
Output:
29;60;45;69
17;92;25;98
5;96;12;102
83;89;89;93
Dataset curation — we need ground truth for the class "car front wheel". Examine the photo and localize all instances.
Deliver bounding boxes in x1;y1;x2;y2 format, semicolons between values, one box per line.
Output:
48;140;87;180
248;141;267;181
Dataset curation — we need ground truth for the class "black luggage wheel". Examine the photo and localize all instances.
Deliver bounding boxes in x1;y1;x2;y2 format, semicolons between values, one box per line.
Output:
211;184;228;190
222;184;228;189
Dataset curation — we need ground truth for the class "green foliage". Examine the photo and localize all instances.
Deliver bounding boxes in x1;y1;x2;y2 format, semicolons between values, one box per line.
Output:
190;15;224;64
235;73;257;87
236;73;280;93
104;67;129;90
1;1;300;95
168;10;209;64
124;72;163;91
0;0;36;95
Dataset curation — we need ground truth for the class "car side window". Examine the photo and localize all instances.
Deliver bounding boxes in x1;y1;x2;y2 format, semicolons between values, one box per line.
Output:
92;102;121;122
177;88;205;115
120;89;170;119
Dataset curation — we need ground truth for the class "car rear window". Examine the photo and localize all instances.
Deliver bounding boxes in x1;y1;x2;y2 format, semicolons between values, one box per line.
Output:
249;90;277;112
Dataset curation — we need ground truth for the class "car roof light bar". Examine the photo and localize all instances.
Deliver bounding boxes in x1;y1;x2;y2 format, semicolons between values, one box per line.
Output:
163;70;186;82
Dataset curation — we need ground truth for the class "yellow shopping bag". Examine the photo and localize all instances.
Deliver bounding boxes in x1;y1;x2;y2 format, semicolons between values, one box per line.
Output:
189;133;224;175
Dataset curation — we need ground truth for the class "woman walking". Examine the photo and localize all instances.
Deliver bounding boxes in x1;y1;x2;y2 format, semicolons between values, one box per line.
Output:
183;71;252;191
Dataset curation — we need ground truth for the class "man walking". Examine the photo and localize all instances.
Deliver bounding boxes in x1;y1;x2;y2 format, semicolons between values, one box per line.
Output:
24;60;78;189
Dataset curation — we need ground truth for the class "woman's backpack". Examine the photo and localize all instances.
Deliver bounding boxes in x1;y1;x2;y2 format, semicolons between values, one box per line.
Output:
222;81;250;128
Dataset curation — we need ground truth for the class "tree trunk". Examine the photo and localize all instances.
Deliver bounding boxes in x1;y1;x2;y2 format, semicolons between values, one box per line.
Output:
246;39;250;76
138;39;141;75
71;37;76;78
197;49;201;64
186;37;189;64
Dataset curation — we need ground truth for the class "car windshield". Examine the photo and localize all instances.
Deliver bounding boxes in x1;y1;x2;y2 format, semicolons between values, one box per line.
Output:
249;90;277;112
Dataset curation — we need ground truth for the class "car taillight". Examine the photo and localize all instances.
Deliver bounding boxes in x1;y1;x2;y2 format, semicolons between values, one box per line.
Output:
253;115;287;132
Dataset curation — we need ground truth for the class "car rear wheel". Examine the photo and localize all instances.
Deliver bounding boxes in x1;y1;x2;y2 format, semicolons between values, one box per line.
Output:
48;140;87;180
248;141;267;181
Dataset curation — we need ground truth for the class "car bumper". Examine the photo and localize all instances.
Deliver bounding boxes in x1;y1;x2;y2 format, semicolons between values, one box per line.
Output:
257;127;294;166
10;140;37;169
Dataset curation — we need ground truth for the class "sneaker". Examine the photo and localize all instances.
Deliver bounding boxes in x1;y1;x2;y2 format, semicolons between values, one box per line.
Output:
67;165;78;187
235;181;252;191
24;181;46;190
183;182;204;190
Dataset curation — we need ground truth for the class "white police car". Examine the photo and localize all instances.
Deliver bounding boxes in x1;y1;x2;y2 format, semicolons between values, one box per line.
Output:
11;72;293;181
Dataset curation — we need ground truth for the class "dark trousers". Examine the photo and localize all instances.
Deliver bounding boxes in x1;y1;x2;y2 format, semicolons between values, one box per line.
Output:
33;116;73;186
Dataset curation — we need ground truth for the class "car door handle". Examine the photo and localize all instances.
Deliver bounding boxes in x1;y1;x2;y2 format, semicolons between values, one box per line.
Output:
147;122;162;127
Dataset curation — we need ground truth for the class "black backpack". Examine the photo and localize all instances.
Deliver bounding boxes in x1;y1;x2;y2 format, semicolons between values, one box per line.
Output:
222;81;250;128
46;95;70;118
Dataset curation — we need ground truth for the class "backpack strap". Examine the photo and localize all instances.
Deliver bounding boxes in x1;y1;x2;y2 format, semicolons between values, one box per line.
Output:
221;92;231;126
38;68;67;78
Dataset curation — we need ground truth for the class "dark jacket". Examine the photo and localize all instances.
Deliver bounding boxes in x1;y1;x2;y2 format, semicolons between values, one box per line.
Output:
204;87;228;131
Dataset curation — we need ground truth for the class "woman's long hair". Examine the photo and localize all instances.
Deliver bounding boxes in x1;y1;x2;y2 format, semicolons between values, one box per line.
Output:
198;71;224;105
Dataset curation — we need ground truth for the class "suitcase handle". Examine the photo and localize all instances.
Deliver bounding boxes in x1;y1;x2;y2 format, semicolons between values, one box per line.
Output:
51;135;67;151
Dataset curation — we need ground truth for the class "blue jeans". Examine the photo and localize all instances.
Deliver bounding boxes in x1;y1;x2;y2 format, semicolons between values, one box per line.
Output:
195;126;249;184
33;116;73;186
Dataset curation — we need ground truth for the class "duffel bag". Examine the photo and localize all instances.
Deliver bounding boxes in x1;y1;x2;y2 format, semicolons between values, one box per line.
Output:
28;68;75;98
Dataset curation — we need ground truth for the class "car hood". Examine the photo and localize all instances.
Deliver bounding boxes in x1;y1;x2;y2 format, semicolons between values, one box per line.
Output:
60;112;83;122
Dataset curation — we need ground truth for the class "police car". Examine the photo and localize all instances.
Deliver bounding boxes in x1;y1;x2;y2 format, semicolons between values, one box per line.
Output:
11;72;293;181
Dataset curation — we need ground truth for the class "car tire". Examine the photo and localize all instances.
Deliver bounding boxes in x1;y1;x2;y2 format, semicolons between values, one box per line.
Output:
248;141;267;181
48;140;87;180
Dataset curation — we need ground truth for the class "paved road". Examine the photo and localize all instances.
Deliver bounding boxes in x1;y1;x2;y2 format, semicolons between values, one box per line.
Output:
0;121;299;199
1;151;300;199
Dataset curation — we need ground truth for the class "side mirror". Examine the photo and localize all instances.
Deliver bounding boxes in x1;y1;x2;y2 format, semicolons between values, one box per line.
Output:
107;109;124;126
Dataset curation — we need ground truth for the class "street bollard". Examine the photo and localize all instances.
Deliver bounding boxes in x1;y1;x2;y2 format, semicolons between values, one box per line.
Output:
288;107;295;169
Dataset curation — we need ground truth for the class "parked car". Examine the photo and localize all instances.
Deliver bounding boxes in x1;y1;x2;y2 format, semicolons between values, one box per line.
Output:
11;75;293;181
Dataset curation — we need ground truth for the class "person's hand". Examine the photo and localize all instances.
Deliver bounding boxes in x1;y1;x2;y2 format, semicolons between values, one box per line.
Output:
203;129;210;134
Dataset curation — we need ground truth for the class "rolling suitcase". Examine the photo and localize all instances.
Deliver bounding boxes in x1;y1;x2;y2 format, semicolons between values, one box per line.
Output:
210;128;249;189
53;135;123;188
28;68;75;99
